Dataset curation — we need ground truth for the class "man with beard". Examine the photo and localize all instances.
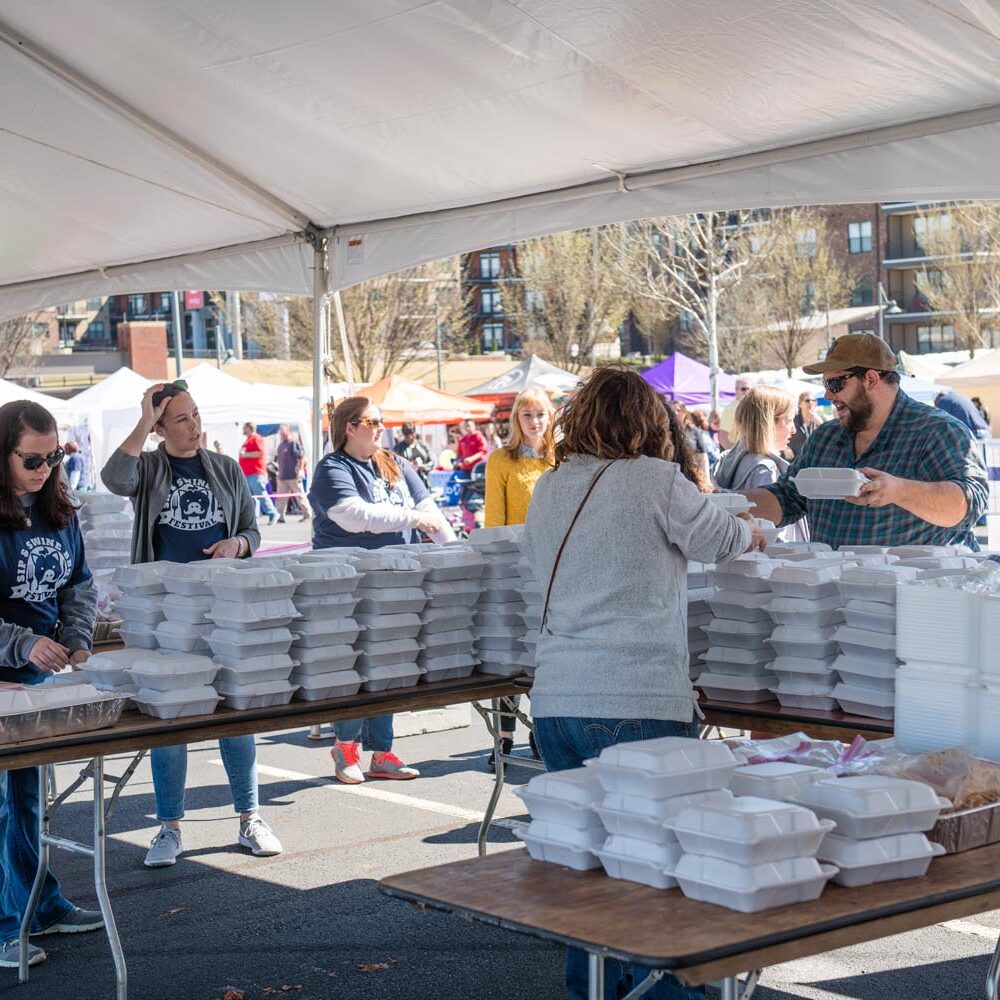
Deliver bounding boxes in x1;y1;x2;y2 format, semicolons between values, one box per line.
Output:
742;335;988;548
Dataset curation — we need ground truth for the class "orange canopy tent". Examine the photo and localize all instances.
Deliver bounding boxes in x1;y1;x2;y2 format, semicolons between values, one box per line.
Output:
350;374;494;427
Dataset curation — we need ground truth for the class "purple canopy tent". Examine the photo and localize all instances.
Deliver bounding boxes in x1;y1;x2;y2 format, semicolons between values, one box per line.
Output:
641;352;736;407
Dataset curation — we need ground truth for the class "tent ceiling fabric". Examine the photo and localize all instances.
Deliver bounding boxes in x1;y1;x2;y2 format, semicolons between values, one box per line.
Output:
4;0;1000;317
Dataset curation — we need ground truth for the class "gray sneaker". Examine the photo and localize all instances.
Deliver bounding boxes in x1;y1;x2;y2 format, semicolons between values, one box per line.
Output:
238;815;283;857
144;826;183;868
35;907;103;935
0;940;46;969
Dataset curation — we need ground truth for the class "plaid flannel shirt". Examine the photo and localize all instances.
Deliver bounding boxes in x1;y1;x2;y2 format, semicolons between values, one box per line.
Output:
765;389;988;549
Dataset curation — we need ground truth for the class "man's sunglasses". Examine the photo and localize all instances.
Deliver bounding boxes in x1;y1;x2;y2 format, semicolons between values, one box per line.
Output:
15;447;64;471
151;379;189;409
351;417;385;429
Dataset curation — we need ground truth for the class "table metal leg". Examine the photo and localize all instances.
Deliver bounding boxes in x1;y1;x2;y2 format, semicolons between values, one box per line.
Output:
715;971;759;1000
93;756;127;1000
588;952;605;1000
987;931;1000;1000
18;766;50;982
477;699;506;856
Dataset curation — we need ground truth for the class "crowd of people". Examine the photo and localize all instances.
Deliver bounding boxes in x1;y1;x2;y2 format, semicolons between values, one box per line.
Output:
0;334;992;988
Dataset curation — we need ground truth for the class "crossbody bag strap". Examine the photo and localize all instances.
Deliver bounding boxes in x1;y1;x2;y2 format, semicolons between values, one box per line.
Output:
540;461;614;632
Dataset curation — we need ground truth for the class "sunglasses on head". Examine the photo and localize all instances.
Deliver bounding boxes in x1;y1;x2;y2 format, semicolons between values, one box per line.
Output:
351;416;385;429
151;379;189;409
14;447;64;471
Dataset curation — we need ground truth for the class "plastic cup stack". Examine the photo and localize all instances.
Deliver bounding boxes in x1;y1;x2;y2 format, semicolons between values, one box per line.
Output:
403;545;483;683
351;552;426;692
204;566;299;708
468;526;529;677
286;557;363;700
687;561;713;681
513;766;606;871
697;553;778;704
764;559;845;711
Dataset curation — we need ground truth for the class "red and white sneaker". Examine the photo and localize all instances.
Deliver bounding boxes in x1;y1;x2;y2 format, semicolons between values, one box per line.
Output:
367;751;420;780
331;740;364;784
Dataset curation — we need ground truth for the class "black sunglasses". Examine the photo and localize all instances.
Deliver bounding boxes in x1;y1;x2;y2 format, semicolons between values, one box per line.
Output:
14;447;65;471
151;379;189;409
823;368;896;394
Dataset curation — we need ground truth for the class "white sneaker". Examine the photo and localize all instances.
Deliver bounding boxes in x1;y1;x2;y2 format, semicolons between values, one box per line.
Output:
0;940;45;969
331;740;365;784
238;815;283;857
144;826;183;868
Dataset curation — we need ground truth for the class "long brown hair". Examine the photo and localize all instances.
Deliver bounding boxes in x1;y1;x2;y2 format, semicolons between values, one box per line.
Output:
0;401;74;530
663;396;711;492
331;396;401;485
504;387;556;465
555;364;674;464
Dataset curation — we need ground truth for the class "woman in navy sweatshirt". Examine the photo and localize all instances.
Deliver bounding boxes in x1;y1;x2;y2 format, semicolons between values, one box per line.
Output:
0;400;100;971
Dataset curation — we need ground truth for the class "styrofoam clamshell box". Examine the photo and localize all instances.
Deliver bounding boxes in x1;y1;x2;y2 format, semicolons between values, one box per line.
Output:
113;593;165;627
119;624;159;649
595;788;735;845
207;597;300;629
162;592;215;625
419;654;478;682
768;626;839;660
591;737;737;799
84;647;160;689
841;600;896;633
834;625;898;664
703;618;772;648
160;561;241;596
834;682;895;720
207;626;294;659
833;652;896;681
215;660;295;687
292;668;363;700
216;679;296;709
697;671;778;703
127;653;218;690
287;561;360;595
291;617;361;647
671;854;837;912
768;563;841;601
355;638;421;669
210;568;297;602
596;836;684;890
818;831;945;886
360;661;422;692
516;785;605;831
355;587;426;615
113;562;166;595
132;684;220;718
705;493;755;514
294;592;358;619
708;591;772;623
770;655;836;683
477;658;530;677
515;826;602;870
791;467;868;499
767;597;843;629
354;612;422;643
154;619;213;654
792;775;950;839
729;762;824;801
289;644;359;674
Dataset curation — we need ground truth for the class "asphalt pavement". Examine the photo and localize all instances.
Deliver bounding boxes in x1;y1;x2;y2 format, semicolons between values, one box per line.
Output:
3;718;997;1000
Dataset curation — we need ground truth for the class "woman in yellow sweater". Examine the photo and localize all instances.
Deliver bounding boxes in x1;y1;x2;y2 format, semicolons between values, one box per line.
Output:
483;387;555;769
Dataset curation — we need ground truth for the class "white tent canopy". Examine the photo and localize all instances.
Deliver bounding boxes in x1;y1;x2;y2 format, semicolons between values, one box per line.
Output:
4;1;1000;320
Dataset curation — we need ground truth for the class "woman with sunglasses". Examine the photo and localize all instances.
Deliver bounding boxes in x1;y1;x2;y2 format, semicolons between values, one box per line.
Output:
788;391;823;458
308;396;455;784
0;401;102;970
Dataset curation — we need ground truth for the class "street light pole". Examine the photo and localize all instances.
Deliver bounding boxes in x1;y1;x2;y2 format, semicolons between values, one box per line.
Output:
877;280;901;342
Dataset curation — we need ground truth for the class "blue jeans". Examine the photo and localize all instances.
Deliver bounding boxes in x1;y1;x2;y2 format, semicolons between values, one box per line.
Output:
151;736;258;822
0;767;74;943
335;714;393;752
244;474;277;519
532;716;707;1000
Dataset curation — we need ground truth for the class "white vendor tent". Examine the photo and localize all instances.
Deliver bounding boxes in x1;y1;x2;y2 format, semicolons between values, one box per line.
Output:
0;379;69;420
5;1;1000;451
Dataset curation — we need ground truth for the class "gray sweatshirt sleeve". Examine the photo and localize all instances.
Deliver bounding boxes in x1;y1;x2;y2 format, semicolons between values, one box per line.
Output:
0;620;44;669
101;448;141;497
58;577;99;653
233;467;261;556
656;465;750;564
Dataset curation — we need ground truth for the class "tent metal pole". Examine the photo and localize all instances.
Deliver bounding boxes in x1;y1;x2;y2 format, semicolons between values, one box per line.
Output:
332;290;356;394
312;240;328;463
0;19;312;232
170;291;184;379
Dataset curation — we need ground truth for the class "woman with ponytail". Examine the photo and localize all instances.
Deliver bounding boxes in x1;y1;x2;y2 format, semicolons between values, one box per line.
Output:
308;397;455;784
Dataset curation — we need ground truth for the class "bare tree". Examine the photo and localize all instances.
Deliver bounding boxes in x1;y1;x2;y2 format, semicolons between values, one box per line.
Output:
0;313;47;378
740;208;849;375
913;202;1000;356
502;227;631;372
616;212;765;410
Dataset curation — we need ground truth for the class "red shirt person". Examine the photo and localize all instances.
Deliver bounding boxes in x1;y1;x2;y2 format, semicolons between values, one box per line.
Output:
239;421;277;522
454;420;489;471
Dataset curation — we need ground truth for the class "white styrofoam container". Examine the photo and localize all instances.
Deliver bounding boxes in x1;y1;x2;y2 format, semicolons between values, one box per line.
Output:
422;629;475;657
112;562;165;595
287;561;360;595
477;659;529;677
591;737;737;798
833;653;897;681
729;762;824;801
595;788;735;844
206;626;294;659
288;644;358;673
772;686;839;711
708;572;772;595
767;596;843;628
210;568;297;602
708;591;772;623
127;653;218;690
420;658;478;683
791;467;868;499
474;609;525;628
703;619;773;648
290;618;361;647
159;561;239;596
216;679;296;709
793;776;950;839
294;592;359;618
112;594;165;627
516;788;606;830
207;597;300;629
154;619;213;654
770;655;837;679
838;565;919;604
699;645;773;670
834;665;895;694
515;827;602;870
896;582;977;665
834;625;898;662
841;601;896;634
522;767;603;807
834;682;895;720
359;661;422;691
768;626;839;660
132;684;220;718
696;672;777;703
671;854;837;912
818;831;945;886
355;637;421;666
355;612;422;642
596;836;684;889
667;796;835;863
161;592;215;625
292;668;363;700
355;587;427;615
214;657;296;686
894;663;979;754
118;624;158;649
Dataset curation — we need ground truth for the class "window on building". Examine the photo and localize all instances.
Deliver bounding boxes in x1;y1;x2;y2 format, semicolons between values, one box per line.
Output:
847;221;873;254
86;297;102;311
160;293;172;312
482;322;505;350
480;288;503;314
127;294;146;315
87;321;104;337
796;228;817;258
917;324;957;352
914;213;951;254
479;252;501;280
850;275;874;307
525;289;545;313
32;323;47;336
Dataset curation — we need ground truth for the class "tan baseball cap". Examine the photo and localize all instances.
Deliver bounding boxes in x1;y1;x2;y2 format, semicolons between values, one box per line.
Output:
802;333;899;375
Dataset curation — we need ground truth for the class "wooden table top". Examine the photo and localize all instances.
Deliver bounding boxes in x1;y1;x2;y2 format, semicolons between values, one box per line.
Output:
0;673;524;769
381;844;1000;985
700;697;894;742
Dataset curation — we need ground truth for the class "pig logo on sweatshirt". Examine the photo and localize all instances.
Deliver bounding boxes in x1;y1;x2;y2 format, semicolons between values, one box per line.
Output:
159;477;224;532
11;537;72;602
370;477;413;509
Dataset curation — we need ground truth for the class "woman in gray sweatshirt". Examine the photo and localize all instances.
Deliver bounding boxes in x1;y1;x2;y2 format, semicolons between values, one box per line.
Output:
524;366;761;1000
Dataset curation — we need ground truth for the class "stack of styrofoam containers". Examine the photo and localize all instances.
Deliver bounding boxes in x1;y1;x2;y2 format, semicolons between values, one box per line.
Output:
205;567;299;708
112;563;167;649
82;647;154;698
832;564;916;722
696;554;778;703
514;767;606;870
157;562;241;656
894;570;981;750
352;552;426;692
687;562;713;682
404;546;483;682
468;527;529;677
797;776;950;887
589;738;738;889
287;558;363;700
516;549;542;679
765;560;844;711
127;651;222;718
78;494;135;605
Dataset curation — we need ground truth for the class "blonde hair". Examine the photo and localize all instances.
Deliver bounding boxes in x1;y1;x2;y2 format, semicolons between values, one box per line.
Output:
733;386;794;456
331;396;401;486
504;387;556;465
